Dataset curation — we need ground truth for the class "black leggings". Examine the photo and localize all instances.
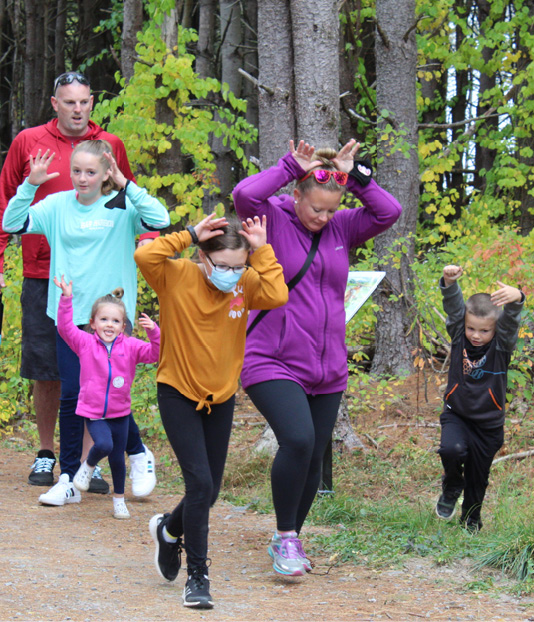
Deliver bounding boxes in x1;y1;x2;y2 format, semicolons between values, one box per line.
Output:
157;383;234;569
439;410;503;522
246;380;342;533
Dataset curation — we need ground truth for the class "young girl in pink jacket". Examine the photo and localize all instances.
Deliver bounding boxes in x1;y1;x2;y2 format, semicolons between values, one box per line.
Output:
55;275;160;519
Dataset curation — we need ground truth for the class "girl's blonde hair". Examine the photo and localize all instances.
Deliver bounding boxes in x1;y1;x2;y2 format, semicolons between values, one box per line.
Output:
296;147;347;196
90;287;127;323
71;140;119;195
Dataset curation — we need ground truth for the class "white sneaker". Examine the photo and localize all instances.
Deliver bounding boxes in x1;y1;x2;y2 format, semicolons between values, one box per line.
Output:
73;461;96;492
129;444;156;497
39;473;81;506
113;498;131;520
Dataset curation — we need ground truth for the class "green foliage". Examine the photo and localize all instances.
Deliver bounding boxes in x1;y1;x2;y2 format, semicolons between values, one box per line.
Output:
92;1;257;223
471;477;534;591
0;244;32;432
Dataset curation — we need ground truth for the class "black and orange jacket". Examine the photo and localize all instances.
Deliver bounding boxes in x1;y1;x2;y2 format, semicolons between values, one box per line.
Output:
440;278;525;429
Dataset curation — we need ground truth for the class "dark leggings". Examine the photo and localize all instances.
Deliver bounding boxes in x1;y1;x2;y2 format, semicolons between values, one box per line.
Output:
86;416;130;495
246;380;342;533
157;382;234;570
439;410;503;522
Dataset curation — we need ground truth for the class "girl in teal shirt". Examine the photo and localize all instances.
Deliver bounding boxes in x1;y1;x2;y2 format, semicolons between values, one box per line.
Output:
3;141;169;506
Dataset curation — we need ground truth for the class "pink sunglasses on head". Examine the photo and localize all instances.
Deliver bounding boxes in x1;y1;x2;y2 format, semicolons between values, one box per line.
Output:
299;169;349;186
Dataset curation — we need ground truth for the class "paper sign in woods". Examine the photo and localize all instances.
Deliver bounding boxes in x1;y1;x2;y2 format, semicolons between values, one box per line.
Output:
344;271;386;324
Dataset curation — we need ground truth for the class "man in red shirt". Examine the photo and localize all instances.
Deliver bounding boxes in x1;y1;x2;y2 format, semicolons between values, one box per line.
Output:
0;72;157;502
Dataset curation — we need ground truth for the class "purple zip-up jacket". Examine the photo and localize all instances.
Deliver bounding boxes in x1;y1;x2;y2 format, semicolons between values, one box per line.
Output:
233;153;402;394
57;295;160;419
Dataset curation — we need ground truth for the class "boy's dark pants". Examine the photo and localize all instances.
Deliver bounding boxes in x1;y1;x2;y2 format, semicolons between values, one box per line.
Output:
438;410;504;522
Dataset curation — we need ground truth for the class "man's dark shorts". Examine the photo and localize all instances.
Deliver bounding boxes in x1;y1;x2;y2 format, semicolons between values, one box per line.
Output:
20;277;59;381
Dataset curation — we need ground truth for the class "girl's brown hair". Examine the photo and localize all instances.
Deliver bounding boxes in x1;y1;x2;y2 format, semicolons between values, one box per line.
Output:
197;216;251;254
90;287;127;323
296;147;347;196
71;140;119;195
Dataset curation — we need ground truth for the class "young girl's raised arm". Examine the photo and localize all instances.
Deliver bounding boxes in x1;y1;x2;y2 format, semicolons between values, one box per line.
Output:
54;276;91;354
132;313;160;365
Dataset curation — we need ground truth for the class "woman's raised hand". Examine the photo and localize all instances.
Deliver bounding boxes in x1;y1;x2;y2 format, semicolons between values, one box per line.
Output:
27;150;60;186
332;139;361;173
102;151;128;189
289;140;322;172
53;274;73;297
240;215;267;251
194;213;229;243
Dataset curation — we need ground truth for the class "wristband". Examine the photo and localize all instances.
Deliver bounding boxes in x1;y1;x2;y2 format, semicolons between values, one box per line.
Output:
186;225;199;245
348;160;373;186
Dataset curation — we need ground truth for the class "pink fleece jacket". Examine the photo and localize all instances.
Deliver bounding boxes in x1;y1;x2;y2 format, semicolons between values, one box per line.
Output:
57;295;160;419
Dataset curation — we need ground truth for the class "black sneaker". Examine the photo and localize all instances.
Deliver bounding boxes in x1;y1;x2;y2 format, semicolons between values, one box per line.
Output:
28;450;56;486
461;516;482;533
182;566;213;609
149;513;182;582
87;465;110;494
435;491;460;520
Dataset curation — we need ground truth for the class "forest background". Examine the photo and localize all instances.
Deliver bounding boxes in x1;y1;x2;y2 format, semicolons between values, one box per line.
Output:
1;0;534;595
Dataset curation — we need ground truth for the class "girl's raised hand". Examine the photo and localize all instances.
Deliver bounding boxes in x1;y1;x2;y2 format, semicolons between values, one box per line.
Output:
194;213;229;243
240;215;266;251
289;140;322;172
27;150;60;186
332;139;361;173
138;313;155;331
102;151;128;189
53;274;73;297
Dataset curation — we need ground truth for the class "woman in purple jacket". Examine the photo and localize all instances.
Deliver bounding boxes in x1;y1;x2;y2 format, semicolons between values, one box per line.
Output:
233;139;402;576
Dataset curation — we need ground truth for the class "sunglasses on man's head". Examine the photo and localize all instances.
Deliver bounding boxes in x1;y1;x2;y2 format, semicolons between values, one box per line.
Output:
299;169;349;186
53;72;90;93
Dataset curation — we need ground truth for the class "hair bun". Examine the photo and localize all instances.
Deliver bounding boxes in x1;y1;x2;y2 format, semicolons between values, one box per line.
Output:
112;287;124;300
314;147;337;164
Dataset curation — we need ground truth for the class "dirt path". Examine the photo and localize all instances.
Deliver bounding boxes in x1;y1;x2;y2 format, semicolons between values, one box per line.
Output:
0;444;532;622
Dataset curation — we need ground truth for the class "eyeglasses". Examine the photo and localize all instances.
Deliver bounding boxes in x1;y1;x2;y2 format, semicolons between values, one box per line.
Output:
54;72;90;93
299;169;348;186
205;254;248;274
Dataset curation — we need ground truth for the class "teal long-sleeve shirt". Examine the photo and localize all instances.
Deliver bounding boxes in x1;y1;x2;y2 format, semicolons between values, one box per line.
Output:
3;179;170;325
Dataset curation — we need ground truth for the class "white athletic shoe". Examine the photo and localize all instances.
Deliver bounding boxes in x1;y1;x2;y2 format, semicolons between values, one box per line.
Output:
39;473;81;506
130;445;156;497
113;498;131;520
73;461;96;492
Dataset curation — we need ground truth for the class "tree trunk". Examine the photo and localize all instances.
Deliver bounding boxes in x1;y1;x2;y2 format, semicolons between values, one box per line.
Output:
371;0;419;376
290;0;340;147
121;0;143;83
155;8;185;210
207;0;243;212
54;0;67;78
446;0;471;219
473;0;498;193
195;0;216;78
24;0;47;127
257;0;296;168
242;0;258;163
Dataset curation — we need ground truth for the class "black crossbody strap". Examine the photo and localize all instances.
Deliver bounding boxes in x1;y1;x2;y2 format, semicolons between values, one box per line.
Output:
246;230;322;336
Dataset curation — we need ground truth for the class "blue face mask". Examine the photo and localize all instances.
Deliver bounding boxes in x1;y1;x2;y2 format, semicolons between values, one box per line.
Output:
208;269;242;292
